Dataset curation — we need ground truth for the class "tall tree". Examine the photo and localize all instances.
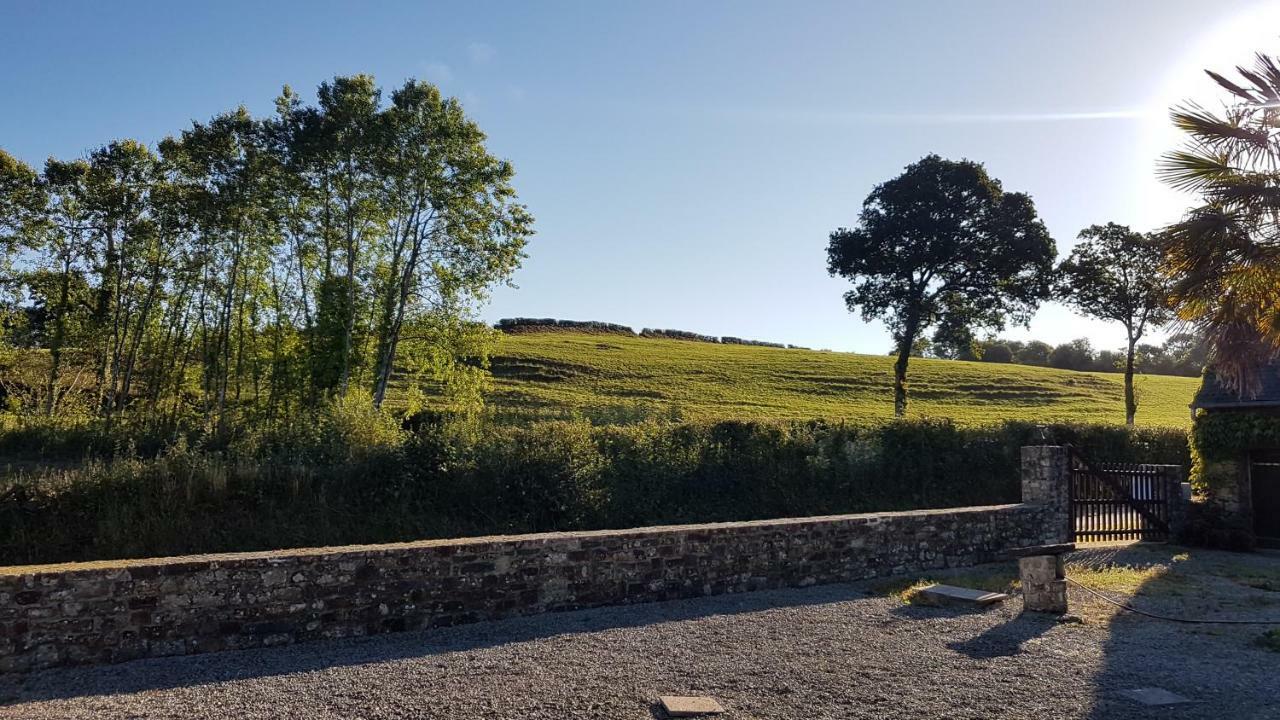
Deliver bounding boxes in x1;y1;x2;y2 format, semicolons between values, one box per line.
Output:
0;74;532;424
1160;51;1280;395
368;79;532;407
1056;223;1171;424
0;151;50;410
0;150;46;253
73;141;162;416
827;155;1055;416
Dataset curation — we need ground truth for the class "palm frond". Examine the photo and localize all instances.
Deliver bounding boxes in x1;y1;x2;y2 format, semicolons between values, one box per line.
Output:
1207;69;1263;103
1169;105;1270;149
1163;51;1280;398
1237;66;1280;103
1157;149;1237;192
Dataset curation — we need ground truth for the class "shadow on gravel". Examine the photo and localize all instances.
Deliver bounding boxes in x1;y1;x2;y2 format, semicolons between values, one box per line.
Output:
883;598;1056;659
1;581;877;706
1075;543;1280;719
945;613;1055;659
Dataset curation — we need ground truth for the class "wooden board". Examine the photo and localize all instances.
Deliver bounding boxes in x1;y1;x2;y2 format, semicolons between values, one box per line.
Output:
917;584;1009;606
658;695;726;717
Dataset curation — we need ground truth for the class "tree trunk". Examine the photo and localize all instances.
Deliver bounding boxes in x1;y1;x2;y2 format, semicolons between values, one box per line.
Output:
891;315;921;418
893;342;910;417
1124;335;1138;426
372;207;420;408
44;251;73;416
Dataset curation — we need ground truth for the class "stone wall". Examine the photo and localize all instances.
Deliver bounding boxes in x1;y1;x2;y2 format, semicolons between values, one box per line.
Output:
0;450;1072;672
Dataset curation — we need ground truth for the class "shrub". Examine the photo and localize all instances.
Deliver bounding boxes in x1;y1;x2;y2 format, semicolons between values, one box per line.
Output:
981;343;1014;363
0;417;1189;565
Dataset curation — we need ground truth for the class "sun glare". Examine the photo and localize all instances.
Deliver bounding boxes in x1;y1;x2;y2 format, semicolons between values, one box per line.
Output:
1136;2;1280;227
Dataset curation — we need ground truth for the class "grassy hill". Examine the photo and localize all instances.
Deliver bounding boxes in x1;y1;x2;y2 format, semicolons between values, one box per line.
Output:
484;330;1199;427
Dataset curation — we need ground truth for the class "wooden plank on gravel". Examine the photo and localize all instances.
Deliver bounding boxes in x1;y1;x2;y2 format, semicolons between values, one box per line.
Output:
917;584;1009;606
658;695;726;716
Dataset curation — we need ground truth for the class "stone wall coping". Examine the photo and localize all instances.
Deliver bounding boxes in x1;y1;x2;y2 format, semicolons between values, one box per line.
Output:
0;503;1028;578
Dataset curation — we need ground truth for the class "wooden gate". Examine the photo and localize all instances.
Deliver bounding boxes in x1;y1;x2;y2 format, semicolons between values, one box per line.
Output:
1070;456;1180;543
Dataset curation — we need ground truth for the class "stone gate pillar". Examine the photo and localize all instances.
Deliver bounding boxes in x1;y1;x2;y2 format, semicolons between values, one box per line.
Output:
1021;446;1072;545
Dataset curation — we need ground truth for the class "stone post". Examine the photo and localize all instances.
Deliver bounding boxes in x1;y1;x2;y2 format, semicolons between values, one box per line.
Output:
1021;446;1072;545
1167;465;1193;542
1019;554;1068;614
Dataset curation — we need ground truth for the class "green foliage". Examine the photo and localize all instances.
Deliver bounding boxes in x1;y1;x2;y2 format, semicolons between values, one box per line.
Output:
1191;412;1280;465
0;74;532;428
1189;411;1280;492
1056;224;1171;332
1259;629;1280;653
1016;340;1052;366
827;154;1056;416
0;416;1188;565
1160;52;1280;394
1056;223;1172;424
310;275;357;393
980;343;1014;363
1184;411;1280;549
925;333;1205;377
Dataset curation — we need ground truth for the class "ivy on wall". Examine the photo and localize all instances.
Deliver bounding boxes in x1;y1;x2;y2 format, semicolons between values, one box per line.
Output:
1190;411;1280;492
1183;410;1280;549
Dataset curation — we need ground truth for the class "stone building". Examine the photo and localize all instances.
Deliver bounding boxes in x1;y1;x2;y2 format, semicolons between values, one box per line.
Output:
1189;367;1280;547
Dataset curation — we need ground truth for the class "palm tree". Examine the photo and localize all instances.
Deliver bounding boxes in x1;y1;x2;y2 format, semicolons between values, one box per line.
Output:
1160;52;1280;395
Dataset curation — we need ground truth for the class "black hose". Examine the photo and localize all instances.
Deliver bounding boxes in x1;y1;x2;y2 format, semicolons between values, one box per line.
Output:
1065;575;1280;625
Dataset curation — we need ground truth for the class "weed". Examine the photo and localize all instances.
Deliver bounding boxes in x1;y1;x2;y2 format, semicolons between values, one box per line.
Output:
1257;629;1280;652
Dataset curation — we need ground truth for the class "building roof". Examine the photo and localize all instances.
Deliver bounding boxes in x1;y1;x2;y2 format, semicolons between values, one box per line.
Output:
1191;365;1280;411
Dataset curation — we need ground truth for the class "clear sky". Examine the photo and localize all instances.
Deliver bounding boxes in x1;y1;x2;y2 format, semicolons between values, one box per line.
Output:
2;0;1277;354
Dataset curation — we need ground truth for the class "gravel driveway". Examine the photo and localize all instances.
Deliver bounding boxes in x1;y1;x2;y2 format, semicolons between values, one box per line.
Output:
2;544;1278;719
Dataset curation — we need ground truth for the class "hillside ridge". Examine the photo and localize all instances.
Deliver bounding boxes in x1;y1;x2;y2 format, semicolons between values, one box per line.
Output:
484;329;1199;427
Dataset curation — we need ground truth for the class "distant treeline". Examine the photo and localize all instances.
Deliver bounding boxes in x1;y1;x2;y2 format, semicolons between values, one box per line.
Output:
495;318;808;349
914;333;1207;377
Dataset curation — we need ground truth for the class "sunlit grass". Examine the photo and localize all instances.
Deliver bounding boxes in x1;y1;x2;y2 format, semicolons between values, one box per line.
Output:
484;331;1200;426
1065;563;1173;593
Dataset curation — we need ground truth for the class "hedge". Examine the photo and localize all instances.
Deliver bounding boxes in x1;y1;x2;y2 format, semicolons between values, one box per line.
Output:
0;418;1189;566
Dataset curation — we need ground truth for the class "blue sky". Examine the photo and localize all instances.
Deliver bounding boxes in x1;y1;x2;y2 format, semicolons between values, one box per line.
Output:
2;0;1276;353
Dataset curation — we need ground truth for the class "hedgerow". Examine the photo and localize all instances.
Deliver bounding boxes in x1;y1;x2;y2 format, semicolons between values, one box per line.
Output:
0;417;1188;566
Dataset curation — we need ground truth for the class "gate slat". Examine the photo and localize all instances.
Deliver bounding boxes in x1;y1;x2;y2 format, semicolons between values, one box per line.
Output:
1069;457;1175;543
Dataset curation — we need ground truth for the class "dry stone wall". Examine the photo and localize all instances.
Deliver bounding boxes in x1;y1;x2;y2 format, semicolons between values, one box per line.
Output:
0;447;1071;672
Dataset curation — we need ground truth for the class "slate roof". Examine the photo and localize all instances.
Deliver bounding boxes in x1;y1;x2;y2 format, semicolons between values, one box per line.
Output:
1191;365;1280;410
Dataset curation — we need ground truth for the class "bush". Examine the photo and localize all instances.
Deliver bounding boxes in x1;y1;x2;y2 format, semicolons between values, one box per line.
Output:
0;417;1189;565
981;343;1014;363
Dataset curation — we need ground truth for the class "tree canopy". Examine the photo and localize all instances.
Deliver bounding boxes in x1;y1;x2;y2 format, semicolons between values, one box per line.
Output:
827;154;1056;415
0;75;533;427
1056;222;1171;423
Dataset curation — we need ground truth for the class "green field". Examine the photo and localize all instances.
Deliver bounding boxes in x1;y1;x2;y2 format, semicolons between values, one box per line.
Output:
485;330;1200;427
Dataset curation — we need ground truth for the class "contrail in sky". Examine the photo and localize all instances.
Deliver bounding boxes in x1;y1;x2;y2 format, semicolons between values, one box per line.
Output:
763;108;1157;125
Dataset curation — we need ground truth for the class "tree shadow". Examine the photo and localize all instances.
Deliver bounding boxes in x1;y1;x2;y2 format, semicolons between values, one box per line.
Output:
1077;543;1280;719
945;612;1057;659
882;595;1058;659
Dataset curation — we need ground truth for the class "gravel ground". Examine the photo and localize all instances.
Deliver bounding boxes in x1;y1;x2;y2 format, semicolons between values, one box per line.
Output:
2;544;1279;719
